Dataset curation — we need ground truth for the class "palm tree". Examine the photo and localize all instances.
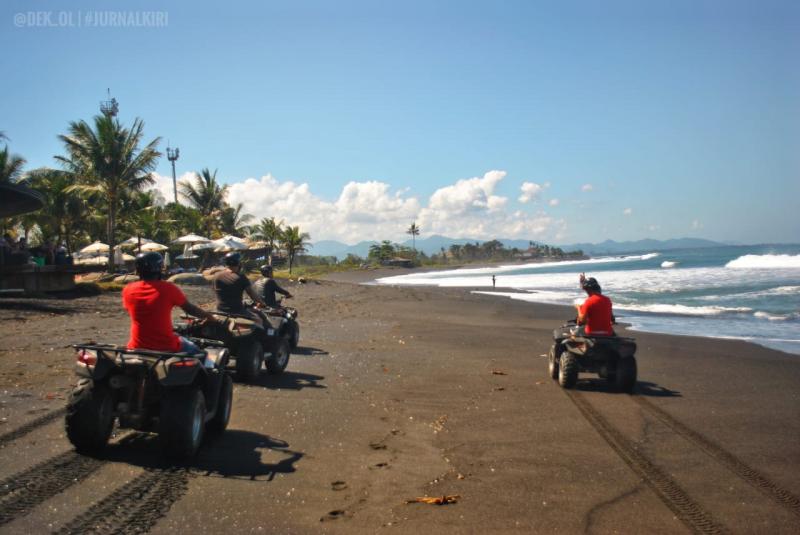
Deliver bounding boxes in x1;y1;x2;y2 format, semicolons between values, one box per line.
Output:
406;222;420;252
57;114;161;271
281;225;310;274
25;168;91;253
179;168;228;238
250;217;283;266
219;203;253;236
0;146;26;184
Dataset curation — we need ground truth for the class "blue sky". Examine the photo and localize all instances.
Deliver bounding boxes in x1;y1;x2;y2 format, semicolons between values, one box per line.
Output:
2;0;798;245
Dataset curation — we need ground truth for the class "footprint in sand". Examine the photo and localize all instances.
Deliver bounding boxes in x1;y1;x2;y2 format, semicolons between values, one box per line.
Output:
331;480;348;491
320;509;348;522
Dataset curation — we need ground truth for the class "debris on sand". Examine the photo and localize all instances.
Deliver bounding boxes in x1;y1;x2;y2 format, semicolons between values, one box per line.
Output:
491;370;507;375
406;495;461;505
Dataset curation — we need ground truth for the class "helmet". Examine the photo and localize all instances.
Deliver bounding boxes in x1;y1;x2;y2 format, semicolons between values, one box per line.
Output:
223;252;242;267
259;264;273;277
135;252;163;279
581;277;602;293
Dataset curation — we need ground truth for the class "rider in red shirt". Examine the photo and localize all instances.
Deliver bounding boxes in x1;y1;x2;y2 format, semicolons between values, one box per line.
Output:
122;252;217;353
575;273;614;336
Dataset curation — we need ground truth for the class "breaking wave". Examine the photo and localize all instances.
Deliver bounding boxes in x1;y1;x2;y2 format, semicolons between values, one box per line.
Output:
726;254;800;269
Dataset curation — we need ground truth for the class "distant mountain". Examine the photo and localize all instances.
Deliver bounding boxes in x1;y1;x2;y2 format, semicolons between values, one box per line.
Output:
560;238;727;255
310;236;728;260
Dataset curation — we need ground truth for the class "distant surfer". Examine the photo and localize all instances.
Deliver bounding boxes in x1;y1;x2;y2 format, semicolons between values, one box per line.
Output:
492;275;496;288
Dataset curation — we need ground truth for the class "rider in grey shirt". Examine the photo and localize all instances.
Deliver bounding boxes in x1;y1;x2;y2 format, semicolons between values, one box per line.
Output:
253;265;293;307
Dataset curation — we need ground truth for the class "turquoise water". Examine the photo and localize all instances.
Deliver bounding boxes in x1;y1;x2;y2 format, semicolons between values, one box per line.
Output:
377;245;800;355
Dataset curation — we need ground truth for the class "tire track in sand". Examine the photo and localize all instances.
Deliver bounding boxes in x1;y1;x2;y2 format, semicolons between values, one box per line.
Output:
0;450;104;526
54;466;190;534
632;395;800;519
565;390;729;534
0;408;67;448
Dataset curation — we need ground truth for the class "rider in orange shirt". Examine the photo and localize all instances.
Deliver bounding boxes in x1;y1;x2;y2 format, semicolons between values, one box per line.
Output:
575;273;614;336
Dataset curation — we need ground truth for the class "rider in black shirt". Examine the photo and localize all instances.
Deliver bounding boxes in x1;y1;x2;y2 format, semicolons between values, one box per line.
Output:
253;265;293;307
212;252;267;325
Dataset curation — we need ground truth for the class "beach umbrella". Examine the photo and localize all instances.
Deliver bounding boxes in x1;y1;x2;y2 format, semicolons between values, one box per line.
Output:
74;255;109;265
189;241;216;252
219;234;247;243
140;242;169;252
119;237;153;248
79;241;110;254
172;234;211;244
213;238;248;252
247;240;268;249
121;253;136;262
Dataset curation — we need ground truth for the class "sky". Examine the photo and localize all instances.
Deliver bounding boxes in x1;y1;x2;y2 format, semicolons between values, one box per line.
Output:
1;0;798;245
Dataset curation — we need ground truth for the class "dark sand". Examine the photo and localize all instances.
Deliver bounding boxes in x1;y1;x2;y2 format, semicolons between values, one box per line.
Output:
0;273;798;533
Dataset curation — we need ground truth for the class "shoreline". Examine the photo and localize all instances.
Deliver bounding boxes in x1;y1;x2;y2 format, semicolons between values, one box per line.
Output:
325;266;800;357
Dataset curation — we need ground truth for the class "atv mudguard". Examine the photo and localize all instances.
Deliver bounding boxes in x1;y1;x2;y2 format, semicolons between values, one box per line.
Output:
75;351;116;381
155;356;206;387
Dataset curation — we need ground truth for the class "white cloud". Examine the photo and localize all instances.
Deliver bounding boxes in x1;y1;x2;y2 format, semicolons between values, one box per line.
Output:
581;183;593;192
623;208;632;216
548;199;560;207
648;224;660;232
150;172;196;206
148;169;562;243
518;182;544;203
692;219;703;229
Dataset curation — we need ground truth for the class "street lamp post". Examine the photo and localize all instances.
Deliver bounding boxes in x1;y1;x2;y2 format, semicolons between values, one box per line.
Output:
166;146;180;204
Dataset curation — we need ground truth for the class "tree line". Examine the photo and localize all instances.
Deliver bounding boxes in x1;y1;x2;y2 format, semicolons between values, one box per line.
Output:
0;113;310;273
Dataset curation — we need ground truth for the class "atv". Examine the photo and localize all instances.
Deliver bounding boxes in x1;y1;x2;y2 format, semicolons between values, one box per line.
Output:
260;298;300;350
174;310;290;380
548;320;637;392
65;340;232;459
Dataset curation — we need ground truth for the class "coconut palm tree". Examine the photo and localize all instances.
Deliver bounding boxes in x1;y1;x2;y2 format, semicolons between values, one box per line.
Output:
56;114;161;271
0;145;26;184
406;222;420;252
281;225;310;274
250;216;283;266
179;168;228;238
25;168;91;253
219;203;253;236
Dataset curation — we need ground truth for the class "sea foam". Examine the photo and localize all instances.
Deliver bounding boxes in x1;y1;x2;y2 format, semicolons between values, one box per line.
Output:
726;254;800;269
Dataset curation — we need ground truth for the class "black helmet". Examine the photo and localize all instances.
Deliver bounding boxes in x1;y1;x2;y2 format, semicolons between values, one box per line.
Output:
581;277;602;293
223;251;242;267
259;264;273;277
135;252;163;279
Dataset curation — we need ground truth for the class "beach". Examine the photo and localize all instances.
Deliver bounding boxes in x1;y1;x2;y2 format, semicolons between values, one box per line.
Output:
0;274;799;533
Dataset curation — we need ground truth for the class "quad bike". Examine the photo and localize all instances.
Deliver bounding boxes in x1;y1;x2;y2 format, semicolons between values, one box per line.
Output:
548;320;638;392
261;297;300;350
174;311;290;380
65;340;232;459
244;296;299;350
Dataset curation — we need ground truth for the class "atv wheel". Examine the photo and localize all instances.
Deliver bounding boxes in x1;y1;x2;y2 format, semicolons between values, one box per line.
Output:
159;388;206;459
65;379;114;454
615;357;637;393
547;344;560;380
236;338;263;381
208;374;233;435
266;336;291;374
558;352;578;389
288;321;300;350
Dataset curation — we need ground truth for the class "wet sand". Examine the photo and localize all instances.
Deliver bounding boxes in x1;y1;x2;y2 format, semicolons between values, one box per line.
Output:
0;275;798;533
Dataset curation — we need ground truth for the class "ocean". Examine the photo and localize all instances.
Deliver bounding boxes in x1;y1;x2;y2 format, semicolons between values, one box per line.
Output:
375;244;800;355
